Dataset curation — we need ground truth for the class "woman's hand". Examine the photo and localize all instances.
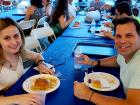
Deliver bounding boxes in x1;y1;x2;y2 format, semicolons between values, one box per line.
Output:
88;7;95;11
77;54;93;66
38;63;54;74
74;81;93;101
0;94;44;105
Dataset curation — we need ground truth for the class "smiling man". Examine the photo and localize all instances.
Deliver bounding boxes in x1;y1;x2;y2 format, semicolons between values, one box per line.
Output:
74;17;140;105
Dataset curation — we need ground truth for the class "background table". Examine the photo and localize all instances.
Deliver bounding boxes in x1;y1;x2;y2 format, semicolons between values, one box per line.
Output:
0;9;25;22
61;15;112;40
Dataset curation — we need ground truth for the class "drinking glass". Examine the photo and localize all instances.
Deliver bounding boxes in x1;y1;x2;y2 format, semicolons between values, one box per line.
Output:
39;93;46;105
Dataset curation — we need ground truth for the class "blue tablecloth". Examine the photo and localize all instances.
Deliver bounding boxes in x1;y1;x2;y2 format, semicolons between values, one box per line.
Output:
0;9;25;22
61;15;112;39
3;37;125;105
61;16;91;38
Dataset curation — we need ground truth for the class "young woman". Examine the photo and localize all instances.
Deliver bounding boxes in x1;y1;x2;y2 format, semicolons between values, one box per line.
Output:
50;0;74;37
0;18;54;105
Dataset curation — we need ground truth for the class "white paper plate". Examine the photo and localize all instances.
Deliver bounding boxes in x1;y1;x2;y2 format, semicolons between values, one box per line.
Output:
94;33;105;37
23;74;60;94
70;26;81;29
33;63;55;72
84;72;120;91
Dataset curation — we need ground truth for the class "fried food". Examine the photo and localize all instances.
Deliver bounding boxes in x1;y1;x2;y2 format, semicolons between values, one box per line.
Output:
31;77;57;91
34;78;49;90
74;21;80;27
91;80;102;88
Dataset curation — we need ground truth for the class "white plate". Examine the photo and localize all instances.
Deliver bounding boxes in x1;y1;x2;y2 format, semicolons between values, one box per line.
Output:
70;26;81;29
33;63;55;72
94;33;105;37
23;74;60;94
84;72;120;91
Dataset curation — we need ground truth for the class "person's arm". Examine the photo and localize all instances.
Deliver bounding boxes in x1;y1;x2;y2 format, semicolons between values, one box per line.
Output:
23;49;54;74
90;88;140;105
101;30;115;40
24;7;33;21
99;56;119;67
45;4;52;17
88;7;95;11
0;94;43;105
78;54;119;67
104;22;114;28
74;82;140;105
59;15;74;29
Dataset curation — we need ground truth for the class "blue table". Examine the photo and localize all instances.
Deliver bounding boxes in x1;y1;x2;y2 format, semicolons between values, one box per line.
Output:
61;16;92;38
3;37;125;105
0;9;25;22
61;15;112;40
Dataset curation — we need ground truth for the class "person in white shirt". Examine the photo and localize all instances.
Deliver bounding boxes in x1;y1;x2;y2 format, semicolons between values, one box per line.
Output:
0;18;54;105
68;0;79;17
74;17;140;105
42;0;53;17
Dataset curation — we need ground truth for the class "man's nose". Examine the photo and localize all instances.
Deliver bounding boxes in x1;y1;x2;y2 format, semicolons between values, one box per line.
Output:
119;39;127;43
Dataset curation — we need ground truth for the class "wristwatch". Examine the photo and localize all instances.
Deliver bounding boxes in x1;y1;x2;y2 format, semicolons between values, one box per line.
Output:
91;60;100;67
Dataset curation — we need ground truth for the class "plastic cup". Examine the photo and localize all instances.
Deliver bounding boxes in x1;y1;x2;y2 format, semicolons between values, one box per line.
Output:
39;93;46;105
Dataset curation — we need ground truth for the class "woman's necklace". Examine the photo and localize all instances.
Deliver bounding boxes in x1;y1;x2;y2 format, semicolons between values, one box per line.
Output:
4;54;19;71
8;57;19;71
9;62;18;71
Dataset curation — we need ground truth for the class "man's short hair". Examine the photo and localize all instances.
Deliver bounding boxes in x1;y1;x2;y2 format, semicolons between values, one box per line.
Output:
114;17;140;36
115;1;132;16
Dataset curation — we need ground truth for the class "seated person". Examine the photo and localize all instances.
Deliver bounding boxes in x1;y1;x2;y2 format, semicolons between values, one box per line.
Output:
88;0;105;11
42;0;53;18
100;30;115;40
25;0;51;50
103;1;135;40
74;17;140;105
0;18;54;104
25;0;46;22
104;0;132;16
68;0;80;17
49;0;74;38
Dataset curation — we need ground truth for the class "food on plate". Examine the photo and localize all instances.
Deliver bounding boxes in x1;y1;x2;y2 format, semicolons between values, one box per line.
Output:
108;79;115;84
84;72;120;91
91;79;102;88
100;30;106;33
31;77;57;91
74;21;80;27
34;78;49;89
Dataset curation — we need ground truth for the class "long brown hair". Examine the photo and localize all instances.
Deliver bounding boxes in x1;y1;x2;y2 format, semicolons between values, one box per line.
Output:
50;0;69;26
0;18;25;65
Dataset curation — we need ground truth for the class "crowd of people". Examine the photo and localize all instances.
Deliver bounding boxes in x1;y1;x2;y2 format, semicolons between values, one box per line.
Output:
0;0;140;105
